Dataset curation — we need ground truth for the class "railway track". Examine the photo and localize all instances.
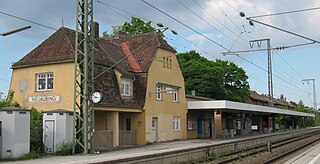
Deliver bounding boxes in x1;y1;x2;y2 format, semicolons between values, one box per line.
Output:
263;136;320;164
197;130;320;164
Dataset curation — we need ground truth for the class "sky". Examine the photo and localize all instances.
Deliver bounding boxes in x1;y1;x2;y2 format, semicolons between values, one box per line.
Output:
0;0;319;108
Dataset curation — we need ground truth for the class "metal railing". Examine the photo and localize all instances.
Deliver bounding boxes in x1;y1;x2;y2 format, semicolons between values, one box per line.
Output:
94;130;113;149
120;130;137;145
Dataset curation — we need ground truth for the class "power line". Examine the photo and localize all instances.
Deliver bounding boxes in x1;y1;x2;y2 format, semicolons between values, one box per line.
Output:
0;11;57;30
142;0;311;96
250;6;320;19
99;0;311;100
0;66;11;72
212;0;243;33
95;0;151;22
96;0;219;60
178;0;250;50
221;0;240;13
190;0;252;49
141;0;229;51
0;79;9;82
213;2;315;96
275;51;305;79
236;55;309;94
95;0;130;20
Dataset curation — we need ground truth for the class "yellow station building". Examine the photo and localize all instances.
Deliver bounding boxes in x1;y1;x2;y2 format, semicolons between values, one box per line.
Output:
9;23;187;147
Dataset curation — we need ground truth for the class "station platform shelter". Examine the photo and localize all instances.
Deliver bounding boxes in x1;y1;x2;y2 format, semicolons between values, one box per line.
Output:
187;100;315;139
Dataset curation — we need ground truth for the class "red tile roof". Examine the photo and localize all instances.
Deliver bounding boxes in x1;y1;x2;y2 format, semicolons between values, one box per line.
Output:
120;42;142;72
11;27;175;109
111;32;176;72
12;27;75;68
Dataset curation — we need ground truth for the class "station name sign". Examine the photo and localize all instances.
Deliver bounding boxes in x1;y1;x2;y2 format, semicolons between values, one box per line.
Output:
28;96;60;103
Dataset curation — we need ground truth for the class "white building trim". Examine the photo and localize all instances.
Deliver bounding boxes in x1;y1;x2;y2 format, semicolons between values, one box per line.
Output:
188;100;314;117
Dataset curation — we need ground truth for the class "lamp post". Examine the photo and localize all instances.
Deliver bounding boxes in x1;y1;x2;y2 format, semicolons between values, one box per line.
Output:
0;26;31;36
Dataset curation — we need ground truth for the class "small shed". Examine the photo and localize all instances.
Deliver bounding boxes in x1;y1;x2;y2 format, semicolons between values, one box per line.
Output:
0;107;30;159
42;109;73;154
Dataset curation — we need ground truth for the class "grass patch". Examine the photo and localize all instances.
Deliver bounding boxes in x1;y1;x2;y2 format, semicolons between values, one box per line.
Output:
0;152;44;162
55;141;73;156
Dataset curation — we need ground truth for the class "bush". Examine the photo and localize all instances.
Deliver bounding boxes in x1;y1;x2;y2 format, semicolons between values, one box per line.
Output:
18;152;40;160
30;108;45;153
55;141;73;156
0;90;20;109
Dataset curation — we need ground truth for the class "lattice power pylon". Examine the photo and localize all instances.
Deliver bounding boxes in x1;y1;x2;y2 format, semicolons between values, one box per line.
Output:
73;0;95;154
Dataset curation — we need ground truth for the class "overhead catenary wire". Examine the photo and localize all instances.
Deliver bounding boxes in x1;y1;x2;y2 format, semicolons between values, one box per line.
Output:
95;0;130;20
190;0;253;49
212;0;243;33
0;78;9;82
93;33;159;80
95;0;151;22
216;2;314;99
190;0;313;81
0;11;57;30
177;0;246;50
236;55;309;94
97;0;312;100
0;66;11;72
141;0;311;96
250;21;312;91
141;0;229;51
250;6;320;18
96;0;219;60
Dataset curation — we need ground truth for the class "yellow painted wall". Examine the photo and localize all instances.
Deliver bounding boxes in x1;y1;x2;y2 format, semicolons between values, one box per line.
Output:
187;130;198;139
119;112;146;145
215;113;222;137
144;48;187;143
107;112;119;146
9;62;75;111
95;110;108;130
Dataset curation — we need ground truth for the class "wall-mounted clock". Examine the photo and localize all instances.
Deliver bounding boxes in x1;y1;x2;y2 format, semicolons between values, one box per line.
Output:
91;92;102;103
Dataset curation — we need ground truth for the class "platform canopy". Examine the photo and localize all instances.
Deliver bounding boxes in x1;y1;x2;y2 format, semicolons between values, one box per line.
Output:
188;100;314;117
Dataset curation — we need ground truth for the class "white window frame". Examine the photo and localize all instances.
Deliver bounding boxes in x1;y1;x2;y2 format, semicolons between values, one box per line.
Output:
156;85;162;100
36;73;54;91
121;79;131;96
173;89;178;102
165;87;173;93
172;117;181;131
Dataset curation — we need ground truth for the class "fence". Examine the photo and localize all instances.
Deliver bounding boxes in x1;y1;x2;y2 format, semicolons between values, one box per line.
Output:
94;130;113;149
120;130;136;145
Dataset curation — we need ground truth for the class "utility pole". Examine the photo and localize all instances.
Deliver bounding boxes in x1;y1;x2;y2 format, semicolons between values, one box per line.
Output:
302;79;317;120
249;39;273;107
73;0;95;154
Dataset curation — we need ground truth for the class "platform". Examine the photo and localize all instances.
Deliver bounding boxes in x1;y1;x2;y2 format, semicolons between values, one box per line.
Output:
3;127;320;164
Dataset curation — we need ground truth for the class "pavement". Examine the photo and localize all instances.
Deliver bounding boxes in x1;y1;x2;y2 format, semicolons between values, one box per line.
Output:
2;129;315;164
2;137;248;164
284;141;320;164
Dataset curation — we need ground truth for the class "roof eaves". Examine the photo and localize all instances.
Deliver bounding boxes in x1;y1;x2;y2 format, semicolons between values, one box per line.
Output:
12;60;74;69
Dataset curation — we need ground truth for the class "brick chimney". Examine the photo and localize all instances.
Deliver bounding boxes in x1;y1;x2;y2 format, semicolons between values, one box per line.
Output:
114;30;127;39
91;21;99;38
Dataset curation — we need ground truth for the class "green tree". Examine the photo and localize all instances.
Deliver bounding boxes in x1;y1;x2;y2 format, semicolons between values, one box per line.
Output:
102;17;164;38
0;90;20;109
294;100;312;113
177;50;250;102
30;107;45;153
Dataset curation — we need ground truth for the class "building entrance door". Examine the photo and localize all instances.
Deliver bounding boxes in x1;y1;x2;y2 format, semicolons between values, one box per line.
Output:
44;120;54;153
152;117;157;143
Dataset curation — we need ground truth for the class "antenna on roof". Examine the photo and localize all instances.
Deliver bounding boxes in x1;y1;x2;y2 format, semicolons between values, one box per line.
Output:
62;18;64;27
